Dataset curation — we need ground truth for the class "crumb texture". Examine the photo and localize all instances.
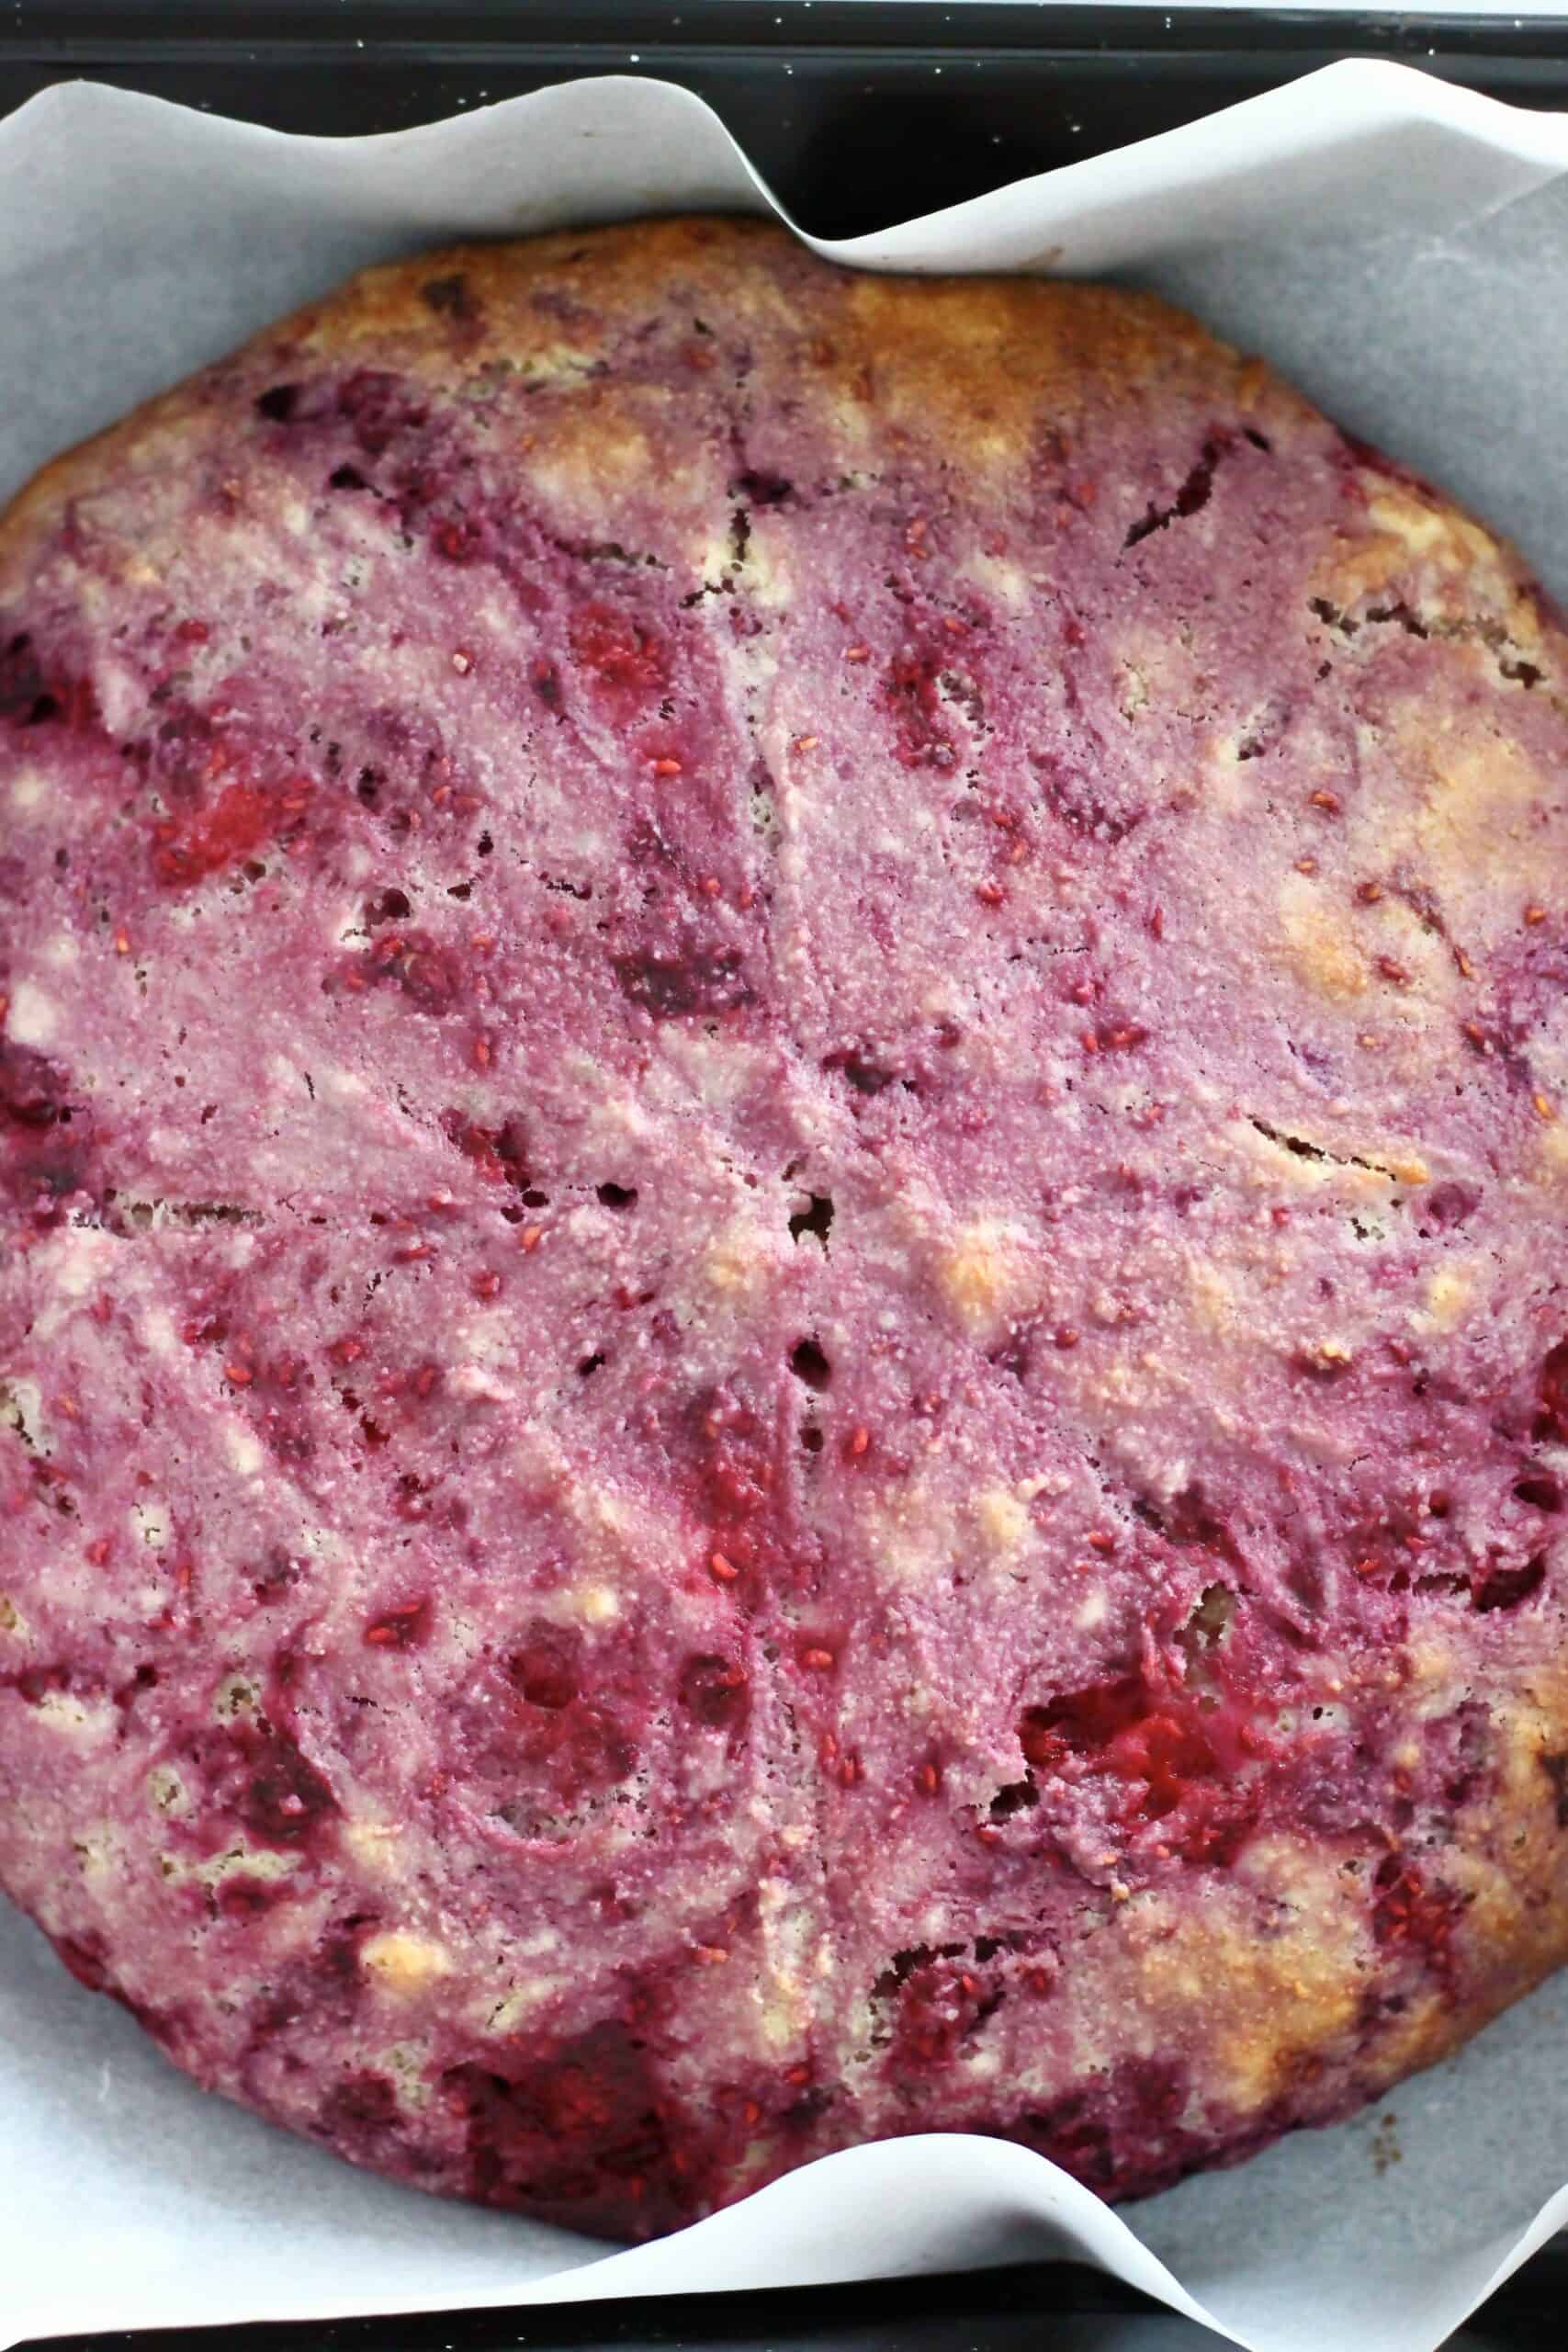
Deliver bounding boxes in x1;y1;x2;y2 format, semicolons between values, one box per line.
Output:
5;219;1568;2237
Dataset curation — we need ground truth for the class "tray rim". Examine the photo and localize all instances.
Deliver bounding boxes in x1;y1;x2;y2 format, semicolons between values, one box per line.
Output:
10;1;1568;62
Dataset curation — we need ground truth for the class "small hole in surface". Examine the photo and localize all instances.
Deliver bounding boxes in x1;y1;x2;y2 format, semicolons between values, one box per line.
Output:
789;1193;834;1248
577;1352;605;1380
596;1182;637;1211
731;469;794;509
476;831;494;858
254;383;299;423
801;1424;824;1454
1473;1552;1547;1611
1182;1582;1235;1647
790;1338;831;1392
989;1777;1039;1819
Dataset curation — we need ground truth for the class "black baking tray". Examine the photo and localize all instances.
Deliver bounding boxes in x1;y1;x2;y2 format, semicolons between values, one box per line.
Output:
3;1;1568;235
6;6;1568;2348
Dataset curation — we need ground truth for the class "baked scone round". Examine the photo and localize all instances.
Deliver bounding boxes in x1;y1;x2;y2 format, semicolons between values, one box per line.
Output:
4;220;1568;2240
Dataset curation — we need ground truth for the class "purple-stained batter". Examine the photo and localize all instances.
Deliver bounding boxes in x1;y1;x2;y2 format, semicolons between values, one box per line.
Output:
4;219;1568;2238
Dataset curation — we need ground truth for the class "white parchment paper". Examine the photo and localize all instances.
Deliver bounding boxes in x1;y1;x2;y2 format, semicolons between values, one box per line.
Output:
3;61;1568;2352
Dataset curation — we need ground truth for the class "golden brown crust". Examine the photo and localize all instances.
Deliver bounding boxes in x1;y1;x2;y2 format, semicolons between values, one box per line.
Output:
311;218;1249;403
0;220;1288;588
12;214;1560;673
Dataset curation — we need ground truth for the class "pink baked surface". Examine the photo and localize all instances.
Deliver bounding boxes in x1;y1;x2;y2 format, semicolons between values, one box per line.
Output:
4;219;1568;2238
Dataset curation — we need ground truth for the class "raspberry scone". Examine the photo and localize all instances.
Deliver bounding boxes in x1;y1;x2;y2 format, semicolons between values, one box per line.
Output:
4;219;1568;2239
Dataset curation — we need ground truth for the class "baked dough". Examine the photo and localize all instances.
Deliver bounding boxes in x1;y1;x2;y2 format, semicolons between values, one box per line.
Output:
4;220;1568;2237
